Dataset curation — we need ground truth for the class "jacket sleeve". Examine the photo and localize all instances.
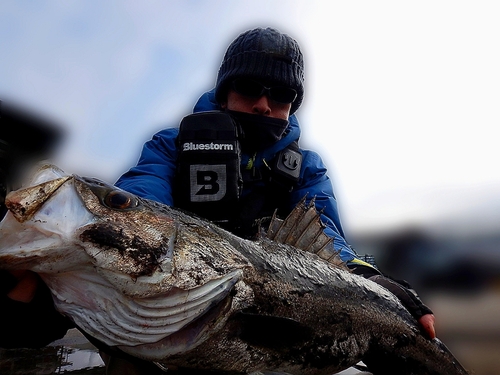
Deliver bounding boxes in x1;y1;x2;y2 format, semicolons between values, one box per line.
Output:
289;150;360;264
115;128;179;205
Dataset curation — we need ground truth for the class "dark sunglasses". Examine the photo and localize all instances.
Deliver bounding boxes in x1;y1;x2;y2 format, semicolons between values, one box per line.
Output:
231;78;297;104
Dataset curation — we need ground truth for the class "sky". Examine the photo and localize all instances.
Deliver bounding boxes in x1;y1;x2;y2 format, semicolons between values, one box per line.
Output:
1;1;500;236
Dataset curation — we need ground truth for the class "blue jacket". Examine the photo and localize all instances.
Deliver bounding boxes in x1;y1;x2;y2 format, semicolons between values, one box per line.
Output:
116;90;360;263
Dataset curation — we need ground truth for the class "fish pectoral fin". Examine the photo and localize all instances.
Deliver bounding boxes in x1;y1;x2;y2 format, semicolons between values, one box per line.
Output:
232;312;313;349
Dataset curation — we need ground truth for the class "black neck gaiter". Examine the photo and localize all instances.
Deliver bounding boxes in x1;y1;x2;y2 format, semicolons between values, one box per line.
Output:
227;110;289;153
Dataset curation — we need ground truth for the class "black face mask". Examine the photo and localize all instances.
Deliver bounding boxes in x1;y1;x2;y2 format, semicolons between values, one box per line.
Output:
227;110;289;152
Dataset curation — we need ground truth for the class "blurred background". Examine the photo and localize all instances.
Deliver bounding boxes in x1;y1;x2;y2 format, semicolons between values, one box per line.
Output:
1;1;499;374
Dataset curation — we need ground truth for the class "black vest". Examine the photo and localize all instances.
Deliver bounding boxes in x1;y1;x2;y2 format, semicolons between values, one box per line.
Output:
173;111;302;238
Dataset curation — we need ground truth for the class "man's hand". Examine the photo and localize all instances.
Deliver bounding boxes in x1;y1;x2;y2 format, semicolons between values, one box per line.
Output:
6;270;39;303
368;274;436;338
351;265;436;339
418;313;436;339
1;269;74;348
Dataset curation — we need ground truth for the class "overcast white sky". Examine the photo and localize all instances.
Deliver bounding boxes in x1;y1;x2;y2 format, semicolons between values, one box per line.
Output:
1;1;499;235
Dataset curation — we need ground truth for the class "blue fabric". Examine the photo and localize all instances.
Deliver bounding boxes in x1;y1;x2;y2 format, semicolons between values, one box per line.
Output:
116;89;360;263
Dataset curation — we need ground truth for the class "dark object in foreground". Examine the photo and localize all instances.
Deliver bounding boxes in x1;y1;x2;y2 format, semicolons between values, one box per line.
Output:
0;101;67;349
0;99;64;216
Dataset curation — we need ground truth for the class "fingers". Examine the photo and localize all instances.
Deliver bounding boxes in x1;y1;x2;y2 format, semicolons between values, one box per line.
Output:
418;313;436;339
7;270;39;303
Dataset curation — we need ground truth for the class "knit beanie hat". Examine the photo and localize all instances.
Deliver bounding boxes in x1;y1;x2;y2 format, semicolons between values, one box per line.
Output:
215;27;305;114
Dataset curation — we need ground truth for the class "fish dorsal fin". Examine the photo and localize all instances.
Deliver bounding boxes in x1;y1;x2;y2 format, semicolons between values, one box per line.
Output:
266;197;348;270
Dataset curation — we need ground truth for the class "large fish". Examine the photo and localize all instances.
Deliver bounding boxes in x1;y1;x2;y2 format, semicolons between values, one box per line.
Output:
0;164;469;375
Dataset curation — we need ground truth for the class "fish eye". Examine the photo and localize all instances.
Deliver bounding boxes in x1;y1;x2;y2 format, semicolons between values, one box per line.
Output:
104;190;138;210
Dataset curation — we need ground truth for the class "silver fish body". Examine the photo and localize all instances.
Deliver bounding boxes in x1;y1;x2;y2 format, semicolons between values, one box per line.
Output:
0;165;469;375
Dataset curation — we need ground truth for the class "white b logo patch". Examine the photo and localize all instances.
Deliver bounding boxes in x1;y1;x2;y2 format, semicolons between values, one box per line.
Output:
189;165;227;202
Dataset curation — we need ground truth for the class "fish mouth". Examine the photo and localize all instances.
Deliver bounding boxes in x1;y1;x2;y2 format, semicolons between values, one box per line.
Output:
0;174;95;271
4;175;72;223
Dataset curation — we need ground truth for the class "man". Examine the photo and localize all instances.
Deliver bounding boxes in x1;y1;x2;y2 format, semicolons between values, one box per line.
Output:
116;27;436;339
1;27;435;373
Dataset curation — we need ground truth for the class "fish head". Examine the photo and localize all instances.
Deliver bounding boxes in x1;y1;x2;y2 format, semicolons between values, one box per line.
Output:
0;164;249;297
0;164;251;357
0;165;177;292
